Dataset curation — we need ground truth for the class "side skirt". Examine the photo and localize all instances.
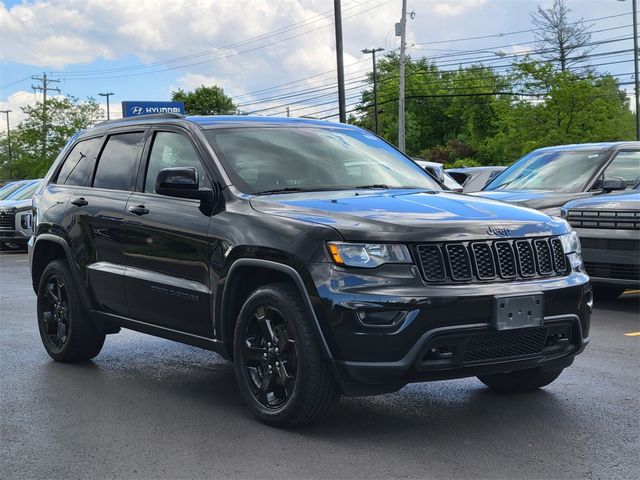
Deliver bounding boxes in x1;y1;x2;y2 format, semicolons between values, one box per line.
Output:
90;310;231;359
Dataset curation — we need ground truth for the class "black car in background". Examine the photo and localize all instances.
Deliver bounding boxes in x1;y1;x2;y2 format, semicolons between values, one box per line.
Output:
562;188;640;300
474;143;640;217
447;166;506;193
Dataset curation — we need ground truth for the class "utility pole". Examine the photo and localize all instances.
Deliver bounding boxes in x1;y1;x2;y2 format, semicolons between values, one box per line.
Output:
98;92;115;120
633;0;639;140
31;73;60;158
287;107;290;117
0;110;12;179
397;0;407;151
334;0;346;123
362;48;384;134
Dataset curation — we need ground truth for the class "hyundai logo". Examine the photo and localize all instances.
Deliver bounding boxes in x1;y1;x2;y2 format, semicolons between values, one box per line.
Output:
131;106;144;115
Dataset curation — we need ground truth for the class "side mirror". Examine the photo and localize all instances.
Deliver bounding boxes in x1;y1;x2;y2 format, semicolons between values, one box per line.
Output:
601;177;626;192
155;167;214;201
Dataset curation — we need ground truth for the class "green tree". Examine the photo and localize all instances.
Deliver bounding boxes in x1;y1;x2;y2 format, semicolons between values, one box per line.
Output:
0;96;102;179
171;85;235;115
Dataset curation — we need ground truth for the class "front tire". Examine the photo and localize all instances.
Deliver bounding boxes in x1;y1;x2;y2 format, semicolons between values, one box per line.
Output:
478;367;563;393
37;259;105;362
233;283;339;427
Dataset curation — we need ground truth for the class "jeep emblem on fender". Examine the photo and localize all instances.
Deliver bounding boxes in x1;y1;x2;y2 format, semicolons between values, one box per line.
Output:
487;226;511;237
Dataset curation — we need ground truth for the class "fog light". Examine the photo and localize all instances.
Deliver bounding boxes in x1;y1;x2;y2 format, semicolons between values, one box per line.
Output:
356;309;406;328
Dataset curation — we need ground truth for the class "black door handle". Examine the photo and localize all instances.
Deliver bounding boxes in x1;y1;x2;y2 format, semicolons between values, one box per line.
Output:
128;205;149;216
70;197;88;207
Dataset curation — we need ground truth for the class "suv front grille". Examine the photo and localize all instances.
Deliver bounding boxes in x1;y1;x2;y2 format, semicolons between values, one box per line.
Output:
0;210;15;230
464;327;548;363
567;209;640;230
416;237;567;284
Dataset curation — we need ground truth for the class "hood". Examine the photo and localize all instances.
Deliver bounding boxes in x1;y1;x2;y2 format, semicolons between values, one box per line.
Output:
563;191;640;211
250;189;568;242
0;198;32;211
471;190;592;212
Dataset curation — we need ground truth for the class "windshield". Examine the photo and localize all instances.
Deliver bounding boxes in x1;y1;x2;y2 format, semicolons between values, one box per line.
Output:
0;181;28;200
205;126;441;194
6;181;41;200
485;149;605;193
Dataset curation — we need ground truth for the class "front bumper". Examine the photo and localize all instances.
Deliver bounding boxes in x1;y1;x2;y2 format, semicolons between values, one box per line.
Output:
0;229;29;245
309;262;591;396
574;227;640;289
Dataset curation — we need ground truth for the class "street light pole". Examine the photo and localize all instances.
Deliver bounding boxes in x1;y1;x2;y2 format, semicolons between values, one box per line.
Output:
334;0;346;123
397;0;407;151
620;0;639;140
362;48;384;134
0;110;12;179
633;0;639;140
98;92;115;120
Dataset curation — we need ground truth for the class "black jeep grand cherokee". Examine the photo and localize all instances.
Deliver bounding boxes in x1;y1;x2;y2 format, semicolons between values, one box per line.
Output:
29;114;591;426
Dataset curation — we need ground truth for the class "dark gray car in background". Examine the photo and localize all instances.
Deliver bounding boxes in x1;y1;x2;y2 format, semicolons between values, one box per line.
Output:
474;143;640;217
562;188;640;300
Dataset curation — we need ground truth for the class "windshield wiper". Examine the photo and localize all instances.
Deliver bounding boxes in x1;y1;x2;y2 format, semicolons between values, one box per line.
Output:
353;184;391;189
254;187;310;195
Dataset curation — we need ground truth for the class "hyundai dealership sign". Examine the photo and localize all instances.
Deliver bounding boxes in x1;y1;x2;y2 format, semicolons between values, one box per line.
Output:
122;101;185;117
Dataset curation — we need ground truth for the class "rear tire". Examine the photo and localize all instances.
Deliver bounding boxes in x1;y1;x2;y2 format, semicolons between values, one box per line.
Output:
233;283;339;427
594;286;625;301
37;259;105;362
478;367;563;393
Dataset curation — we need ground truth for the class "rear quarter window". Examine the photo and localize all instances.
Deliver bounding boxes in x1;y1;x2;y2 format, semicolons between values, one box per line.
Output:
55;137;102;186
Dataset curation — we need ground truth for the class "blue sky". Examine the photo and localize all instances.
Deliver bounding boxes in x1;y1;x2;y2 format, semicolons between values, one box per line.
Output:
0;0;635;125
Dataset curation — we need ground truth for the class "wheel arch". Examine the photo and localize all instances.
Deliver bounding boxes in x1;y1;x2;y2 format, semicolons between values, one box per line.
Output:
218;258;333;361
31;234;92;311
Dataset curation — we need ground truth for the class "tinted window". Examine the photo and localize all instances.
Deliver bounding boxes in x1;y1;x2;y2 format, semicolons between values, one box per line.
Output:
603;151;640;188
93;132;145;191
205;127;440;194
55;138;102;186
144;132;209;193
485;150;605;193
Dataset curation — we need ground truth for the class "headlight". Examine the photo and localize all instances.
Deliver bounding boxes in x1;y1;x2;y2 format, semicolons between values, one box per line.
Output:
327;242;411;268
560;231;581;255
20;213;33;230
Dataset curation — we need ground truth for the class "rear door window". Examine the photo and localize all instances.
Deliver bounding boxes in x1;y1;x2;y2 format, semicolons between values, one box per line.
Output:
55;137;102;186
93;132;145;191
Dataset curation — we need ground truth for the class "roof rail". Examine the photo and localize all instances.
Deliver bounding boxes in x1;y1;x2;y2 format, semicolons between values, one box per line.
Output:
95;113;186;126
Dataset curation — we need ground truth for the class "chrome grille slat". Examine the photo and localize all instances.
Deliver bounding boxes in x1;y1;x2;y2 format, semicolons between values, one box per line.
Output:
416;236;567;284
567;209;640;230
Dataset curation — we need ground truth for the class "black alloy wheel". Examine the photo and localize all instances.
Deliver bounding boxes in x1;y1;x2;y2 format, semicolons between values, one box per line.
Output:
242;304;298;409
41;273;70;351
37;259;105;362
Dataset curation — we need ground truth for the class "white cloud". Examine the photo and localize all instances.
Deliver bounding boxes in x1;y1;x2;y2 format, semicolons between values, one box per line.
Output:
0;91;39;128
0;0;512;119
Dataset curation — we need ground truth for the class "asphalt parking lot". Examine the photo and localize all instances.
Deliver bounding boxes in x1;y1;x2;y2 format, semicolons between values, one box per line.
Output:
1;251;638;480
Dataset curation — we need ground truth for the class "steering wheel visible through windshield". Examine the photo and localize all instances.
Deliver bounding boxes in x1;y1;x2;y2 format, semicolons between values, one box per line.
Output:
485;149;606;193
204;126;441;194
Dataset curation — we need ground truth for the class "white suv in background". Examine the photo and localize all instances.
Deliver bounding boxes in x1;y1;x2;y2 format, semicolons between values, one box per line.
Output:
0;179;42;250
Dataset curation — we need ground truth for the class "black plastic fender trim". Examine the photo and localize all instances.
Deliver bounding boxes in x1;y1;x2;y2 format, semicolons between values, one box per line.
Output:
220;258;334;360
